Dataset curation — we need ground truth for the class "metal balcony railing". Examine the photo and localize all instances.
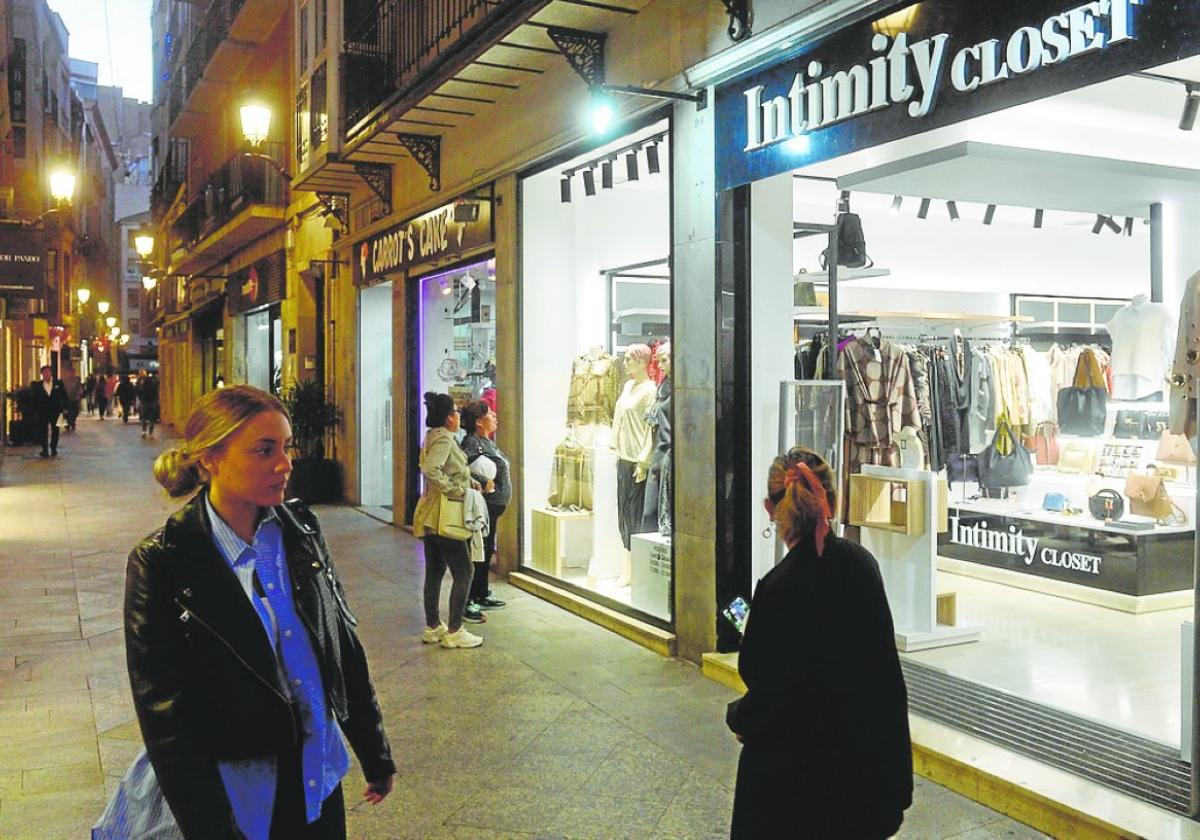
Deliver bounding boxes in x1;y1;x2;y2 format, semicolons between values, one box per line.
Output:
167;0;247;128
342;0;522;132
151;139;190;222
170;142;289;250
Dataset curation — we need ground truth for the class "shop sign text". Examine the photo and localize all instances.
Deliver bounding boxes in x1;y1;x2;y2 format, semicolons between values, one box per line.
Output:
357;194;493;283
949;516;1102;575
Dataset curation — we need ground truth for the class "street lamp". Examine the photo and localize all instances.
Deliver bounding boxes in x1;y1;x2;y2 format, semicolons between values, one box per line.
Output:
48;167;76;205
240;98;273;147
97;300;110;315
141;276;157;291
105;316;117;329
134;231;155;258
109;326;120;338
119;334;130;346
76;287;91;306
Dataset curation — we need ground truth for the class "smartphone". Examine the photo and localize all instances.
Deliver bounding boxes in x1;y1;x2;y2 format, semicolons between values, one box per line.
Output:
722;596;750;636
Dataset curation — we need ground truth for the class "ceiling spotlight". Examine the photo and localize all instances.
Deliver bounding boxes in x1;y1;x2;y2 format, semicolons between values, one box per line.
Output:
601;158;613;190
437;276;452;296
626;151;639;182
983;204;996;225
947;200;960;222
1103;215;1122;234
1034;209;1044;229
917;198;931;219
889;195;902;215
646;141;661;174
1091;214;1106;234
1124;216;1135;236
1181;84;1200;131
560;175;572;204
582;167;596;196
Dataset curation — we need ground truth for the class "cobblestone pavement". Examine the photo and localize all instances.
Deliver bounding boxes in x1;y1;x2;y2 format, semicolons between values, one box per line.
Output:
0;413;1046;839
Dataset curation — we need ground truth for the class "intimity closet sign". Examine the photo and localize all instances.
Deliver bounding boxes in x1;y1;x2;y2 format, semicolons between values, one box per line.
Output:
715;0;1200;189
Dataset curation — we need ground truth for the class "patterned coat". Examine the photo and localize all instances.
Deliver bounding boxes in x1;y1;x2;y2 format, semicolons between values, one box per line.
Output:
835;337;921;475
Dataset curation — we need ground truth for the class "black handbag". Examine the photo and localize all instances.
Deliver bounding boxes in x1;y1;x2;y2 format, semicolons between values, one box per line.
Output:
820;212;872;270
1057;349;1107;437
947;452;979;484
1088;488;1125;522
978;419;1034;490
1113;410;1145;440
1140;412;1170;440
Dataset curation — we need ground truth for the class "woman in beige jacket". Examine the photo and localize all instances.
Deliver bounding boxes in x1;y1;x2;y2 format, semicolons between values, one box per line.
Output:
413;392;483;649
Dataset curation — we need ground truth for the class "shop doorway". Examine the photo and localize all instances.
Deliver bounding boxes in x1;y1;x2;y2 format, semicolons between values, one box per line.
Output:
359;280;393;512
240;305;282;394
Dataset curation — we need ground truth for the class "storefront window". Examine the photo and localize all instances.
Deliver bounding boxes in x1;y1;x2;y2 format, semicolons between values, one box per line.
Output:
519;119;674;622
359;280;393;510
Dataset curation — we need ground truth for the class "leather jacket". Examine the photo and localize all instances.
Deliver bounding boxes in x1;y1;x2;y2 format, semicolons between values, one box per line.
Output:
124;492;395;840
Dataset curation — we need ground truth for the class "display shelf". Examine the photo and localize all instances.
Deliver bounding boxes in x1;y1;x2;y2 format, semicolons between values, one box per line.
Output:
531;508;593;578
793;267;892;282
952;499;1193;536
612;307;670;322
849;474;948;535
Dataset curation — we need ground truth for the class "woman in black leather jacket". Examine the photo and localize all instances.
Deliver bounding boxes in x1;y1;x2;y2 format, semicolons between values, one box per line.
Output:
124;385;394;839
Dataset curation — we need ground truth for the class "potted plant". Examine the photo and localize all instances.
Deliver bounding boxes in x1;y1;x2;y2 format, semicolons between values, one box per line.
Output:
280;379;342;503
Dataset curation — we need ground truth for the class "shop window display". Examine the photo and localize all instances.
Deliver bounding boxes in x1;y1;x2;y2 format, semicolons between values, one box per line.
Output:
418;259;496;425
520;120;673;621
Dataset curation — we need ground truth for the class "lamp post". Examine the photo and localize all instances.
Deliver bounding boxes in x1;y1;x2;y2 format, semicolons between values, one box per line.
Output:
105;316;117;330
97;300;110;316
134;231;155;259
141;276;157;291
76;287;91;306
48;167;76;207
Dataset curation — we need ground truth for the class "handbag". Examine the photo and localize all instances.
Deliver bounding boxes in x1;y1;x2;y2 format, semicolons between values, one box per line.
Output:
1113;410;1146;440
1140;412;1170;440
1056;349;1108;436
1157;431;1197;465
1057;442;1097;475
1023;421;1060;466
947;452;979;484
1042;492;1070;512
436;494;472;541
1124;466;1187;524
978;419;1034;490
820;212;872;269
1088;488;1125;522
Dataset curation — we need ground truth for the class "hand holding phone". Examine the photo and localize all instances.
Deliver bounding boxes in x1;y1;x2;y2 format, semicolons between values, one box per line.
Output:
723;596;750;636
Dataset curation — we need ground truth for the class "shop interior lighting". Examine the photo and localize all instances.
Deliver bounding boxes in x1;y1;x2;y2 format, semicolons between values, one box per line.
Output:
1124;216;1136;236
560;176;572;204
983;204;997;225
946;200;960;222
461;274;477;291
1103;215;1122;234
889;195;902;215
1034;209;1044;229
582;167;597;197
601;158;614;190
917;198;931;219
560;132;665;200
438;277;453;296
588;89;615;134
1091;214;1123;234
626;151;639;182
646;141;661;175
1181;83;1200;131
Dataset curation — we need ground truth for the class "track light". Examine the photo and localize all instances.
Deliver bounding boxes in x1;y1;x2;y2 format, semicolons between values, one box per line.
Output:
646;141;661;174
947;200;959;222
601;159;613;190
582;167;596;196
626;151;639;182
560;176;572;204
1124;216;1135;236
983;204;996;225
1181;84;1200;131
1103;215;1122;234
1091;214;1107;234
1034;209;1044;229
917;198;930;219
889;195;902;215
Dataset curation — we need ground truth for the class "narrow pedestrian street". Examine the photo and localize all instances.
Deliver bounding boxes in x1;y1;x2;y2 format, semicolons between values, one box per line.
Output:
0;413;1045;839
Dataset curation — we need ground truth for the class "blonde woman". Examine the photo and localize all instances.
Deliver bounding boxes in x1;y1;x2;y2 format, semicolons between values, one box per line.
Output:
116;385;394;839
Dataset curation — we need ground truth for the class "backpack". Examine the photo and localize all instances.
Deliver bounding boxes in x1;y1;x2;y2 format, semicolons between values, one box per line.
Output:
820;212;872;270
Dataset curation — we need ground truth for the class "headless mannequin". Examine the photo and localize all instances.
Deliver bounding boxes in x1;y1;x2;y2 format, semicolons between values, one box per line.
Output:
612;349;655;587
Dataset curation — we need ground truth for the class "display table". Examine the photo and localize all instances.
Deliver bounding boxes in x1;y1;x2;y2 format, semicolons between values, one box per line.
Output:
937;499;1195;604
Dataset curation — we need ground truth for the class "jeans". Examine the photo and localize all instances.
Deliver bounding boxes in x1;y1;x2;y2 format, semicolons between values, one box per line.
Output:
470;502;506;602
423;535;473;632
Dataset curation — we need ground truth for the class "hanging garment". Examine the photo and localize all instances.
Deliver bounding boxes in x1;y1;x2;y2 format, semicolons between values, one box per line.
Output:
566;352;625;426
944;335;974;455
966;347;993;452
1109;299;1174;399
547;435;594;510
1020;345;1054;426
642;377;673;534
836;337;922;478
1170;270;1200;438
933;351;962;459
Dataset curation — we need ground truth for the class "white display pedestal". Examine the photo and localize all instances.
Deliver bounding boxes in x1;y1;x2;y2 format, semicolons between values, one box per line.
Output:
859;464;982;652
630;532;671;619
530;508;593;577
587;443;625;580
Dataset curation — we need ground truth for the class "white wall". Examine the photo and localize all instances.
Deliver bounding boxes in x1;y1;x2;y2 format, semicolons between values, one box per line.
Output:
359;281;392;508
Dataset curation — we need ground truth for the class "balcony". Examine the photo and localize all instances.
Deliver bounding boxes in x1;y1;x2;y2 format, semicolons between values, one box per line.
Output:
168;0;287;137
151;139;190;222
0;139;14;214
169;142;289;274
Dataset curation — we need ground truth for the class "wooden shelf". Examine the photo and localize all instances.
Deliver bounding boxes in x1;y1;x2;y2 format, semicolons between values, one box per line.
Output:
848;475;949;535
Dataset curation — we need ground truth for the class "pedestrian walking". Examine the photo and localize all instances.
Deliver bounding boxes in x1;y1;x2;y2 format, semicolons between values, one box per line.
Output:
61;366;83;431
459;400;509;615
413;392;483;648
84;373;96;415
116;374;137;423
95;372;111;419
726;446;913;839
104;372;118;417
99;385;395;839
137;372;160;439
29;365;66;457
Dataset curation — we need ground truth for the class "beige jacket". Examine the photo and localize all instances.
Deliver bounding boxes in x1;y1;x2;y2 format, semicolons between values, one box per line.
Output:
412;427;471;538
1170;270;1200;439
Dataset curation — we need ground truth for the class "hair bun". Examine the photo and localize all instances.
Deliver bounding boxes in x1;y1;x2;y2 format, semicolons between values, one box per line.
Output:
153;447;201;498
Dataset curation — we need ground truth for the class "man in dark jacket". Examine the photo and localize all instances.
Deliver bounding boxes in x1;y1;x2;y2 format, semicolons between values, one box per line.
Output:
116;375;137;423
29;365;67;457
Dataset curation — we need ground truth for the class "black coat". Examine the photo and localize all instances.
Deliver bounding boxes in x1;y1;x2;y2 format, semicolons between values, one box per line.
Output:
125;493;395;840
727;535;912;839
27;379;66;422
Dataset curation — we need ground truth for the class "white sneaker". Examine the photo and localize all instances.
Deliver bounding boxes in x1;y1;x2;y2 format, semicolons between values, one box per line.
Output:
440;628;483;649
421;623;447;644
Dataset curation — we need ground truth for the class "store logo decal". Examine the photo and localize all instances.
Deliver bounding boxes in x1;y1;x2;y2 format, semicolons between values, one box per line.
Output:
950;516;1102;575
744;0;1144;152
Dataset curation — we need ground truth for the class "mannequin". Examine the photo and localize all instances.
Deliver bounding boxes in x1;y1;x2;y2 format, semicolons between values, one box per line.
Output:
610;343;657;587
642;342;673;535
1107;293;1174;400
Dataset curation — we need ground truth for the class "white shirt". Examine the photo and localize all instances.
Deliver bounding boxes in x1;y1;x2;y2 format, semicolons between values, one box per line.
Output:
610;378;658;464
42;380;52;396
1106;300;1174;400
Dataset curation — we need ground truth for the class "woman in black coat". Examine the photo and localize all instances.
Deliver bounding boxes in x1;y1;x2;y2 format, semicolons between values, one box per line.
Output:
727;446;912;839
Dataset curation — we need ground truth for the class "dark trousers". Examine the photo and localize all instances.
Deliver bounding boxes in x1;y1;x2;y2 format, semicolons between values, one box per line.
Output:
423;534;473;631
269;748;345;840
470;502;506;602
96;396;109;417
616;459;647;550
65;400;80;430
119;398;133;422
37;414;60;455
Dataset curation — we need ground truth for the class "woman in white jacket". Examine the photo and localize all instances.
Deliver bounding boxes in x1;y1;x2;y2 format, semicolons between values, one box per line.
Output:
412;392;483;649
